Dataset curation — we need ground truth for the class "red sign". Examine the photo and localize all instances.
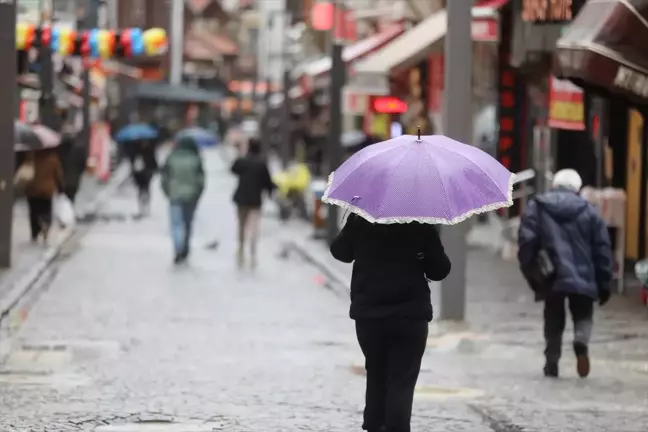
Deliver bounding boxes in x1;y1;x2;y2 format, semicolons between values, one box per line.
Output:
311;2;335;30
373;97;407;114
89;122;112;182
472;19;498;42
548;76;585;130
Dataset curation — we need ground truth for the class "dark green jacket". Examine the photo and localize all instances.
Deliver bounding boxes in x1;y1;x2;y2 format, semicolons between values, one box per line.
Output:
161;139;205;202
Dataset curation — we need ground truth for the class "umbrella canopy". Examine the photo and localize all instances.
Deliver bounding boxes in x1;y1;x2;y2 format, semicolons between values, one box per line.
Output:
322;134;515;225
175;127;218;147
31;124;61;148
114;123;159;144
14;122;61;152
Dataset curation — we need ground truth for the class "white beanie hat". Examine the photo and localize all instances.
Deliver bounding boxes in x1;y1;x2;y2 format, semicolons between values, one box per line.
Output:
552;168;582;192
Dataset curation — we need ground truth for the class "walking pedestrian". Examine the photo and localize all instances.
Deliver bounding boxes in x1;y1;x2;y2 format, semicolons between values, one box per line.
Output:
518;169;613;378
128;138;158;216
231;138;275;269
330;213;451;432
161;136;205;264
24;149;64;243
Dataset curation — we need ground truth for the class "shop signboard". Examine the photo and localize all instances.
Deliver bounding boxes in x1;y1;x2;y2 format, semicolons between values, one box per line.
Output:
88;121;112;182
522;0;586;24
547;76;585;130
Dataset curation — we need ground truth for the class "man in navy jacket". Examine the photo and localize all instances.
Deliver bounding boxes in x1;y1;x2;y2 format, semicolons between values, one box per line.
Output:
518;169;613;379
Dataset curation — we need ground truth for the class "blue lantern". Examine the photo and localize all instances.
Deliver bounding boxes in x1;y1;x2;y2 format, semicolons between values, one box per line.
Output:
130;28;144;56
50;27;61;53
88;29;100;58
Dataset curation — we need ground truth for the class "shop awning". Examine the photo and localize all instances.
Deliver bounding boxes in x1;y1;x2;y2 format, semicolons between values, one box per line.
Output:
352;1;509;94
132;82;225;104
300;24;404;80
555;0;648;106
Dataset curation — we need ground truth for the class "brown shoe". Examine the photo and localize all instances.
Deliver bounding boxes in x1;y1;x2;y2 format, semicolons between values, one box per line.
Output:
574;342;590;378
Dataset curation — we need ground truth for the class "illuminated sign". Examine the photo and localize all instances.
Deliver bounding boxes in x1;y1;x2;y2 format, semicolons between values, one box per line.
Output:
522;0;585;23
372;97;407;114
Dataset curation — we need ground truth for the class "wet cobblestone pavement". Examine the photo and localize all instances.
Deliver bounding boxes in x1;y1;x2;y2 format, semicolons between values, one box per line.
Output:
1;150;647;431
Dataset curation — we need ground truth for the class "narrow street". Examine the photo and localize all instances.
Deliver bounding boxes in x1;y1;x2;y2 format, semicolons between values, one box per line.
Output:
0;149;647;431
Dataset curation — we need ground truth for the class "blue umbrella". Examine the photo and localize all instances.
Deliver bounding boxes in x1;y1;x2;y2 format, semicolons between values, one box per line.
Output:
175;127;218;148
114;123;159;144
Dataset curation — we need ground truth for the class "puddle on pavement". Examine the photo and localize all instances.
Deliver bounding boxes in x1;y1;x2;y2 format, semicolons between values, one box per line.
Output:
415;385;485;399
95;423;225;432
0;370;91;386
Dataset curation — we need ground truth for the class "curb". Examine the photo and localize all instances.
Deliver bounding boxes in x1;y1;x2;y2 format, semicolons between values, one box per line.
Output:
0;164;131;321
285;238;351;295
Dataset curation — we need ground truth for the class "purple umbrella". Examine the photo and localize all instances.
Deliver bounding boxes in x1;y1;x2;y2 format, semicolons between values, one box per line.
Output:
322;134;515;225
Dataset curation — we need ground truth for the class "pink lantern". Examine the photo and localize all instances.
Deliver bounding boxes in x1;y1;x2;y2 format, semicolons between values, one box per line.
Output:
311;2;334;31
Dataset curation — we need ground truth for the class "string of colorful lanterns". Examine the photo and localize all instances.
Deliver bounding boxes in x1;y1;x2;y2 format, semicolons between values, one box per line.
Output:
16;23;168;58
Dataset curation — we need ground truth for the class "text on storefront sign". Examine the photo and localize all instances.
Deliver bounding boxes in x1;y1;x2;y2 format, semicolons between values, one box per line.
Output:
614;65;648;98
522;0;578;23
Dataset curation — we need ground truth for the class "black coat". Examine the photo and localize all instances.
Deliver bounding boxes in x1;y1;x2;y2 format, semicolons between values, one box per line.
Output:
231;155;275;207
330;214;451;321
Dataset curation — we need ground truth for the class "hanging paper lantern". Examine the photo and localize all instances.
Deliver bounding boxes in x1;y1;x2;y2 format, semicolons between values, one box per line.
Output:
311;2;335;31
16;23;30;50
50;26;61;53
115;29;132;58
88;29;100;58
80;31;91;57
142;28;168;56
97;30;115;58
130;28;145;56
58;27;75;55
41;25;52;48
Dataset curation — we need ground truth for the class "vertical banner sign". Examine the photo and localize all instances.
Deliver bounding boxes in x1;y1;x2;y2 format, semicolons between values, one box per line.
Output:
89;122;112;182
497;5;523;216
548;76;585;130
427;54;444;114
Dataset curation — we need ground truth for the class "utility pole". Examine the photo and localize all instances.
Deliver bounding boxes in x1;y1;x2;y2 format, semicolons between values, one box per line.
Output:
439;0;472;321
80;0;99;155
326;0;345;245
39;0;56;129
170;0;184;85
0;0;17;268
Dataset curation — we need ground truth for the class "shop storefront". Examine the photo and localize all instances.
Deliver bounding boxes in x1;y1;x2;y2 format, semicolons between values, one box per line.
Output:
347;0;506;141
556;0;648;266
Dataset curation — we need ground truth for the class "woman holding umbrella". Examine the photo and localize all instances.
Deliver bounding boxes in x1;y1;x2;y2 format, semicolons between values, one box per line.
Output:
115;123;160;216
14;123;65;243
325;130;514;431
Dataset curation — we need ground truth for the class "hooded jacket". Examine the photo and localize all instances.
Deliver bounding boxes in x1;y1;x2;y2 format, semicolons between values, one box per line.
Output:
161;138;205;203
518;188;613;300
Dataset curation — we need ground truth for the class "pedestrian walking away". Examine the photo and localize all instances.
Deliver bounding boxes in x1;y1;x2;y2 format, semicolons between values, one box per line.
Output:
161;136;205;264
128;138;159;216
518;169;614;379
231;138;275;269
330;214;451;432
21;149;64;244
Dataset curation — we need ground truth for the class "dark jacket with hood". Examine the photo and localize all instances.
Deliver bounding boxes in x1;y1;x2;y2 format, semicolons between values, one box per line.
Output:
330;214;451;321
518;188;613;300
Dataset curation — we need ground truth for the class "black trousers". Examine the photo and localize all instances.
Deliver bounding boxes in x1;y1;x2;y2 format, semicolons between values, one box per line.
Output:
355;318;428;432
26;197;53;240
544;293;594;362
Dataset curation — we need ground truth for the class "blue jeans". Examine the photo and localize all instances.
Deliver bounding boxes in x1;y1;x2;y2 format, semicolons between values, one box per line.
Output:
169;201;197;257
